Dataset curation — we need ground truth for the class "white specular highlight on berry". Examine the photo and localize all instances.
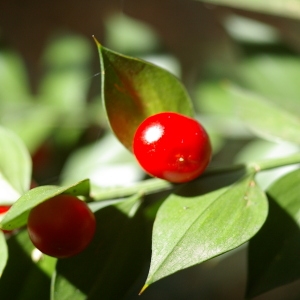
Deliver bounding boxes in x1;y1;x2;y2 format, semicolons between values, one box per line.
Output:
144;124;164;143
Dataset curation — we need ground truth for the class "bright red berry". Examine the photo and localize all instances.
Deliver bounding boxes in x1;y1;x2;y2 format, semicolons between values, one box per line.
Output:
133;112;212;183
0;205;10;214
0;205;12;234
27;194;96;258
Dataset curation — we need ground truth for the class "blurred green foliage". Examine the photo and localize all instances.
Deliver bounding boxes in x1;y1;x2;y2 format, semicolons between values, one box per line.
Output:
1;5;300;300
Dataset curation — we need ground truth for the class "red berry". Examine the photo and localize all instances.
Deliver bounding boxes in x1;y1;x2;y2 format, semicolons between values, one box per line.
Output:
133;112;212;183
0;205;10;214
27;195;96;258
0;205;13;234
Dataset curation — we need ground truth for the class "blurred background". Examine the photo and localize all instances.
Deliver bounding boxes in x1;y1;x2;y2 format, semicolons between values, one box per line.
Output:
1;0;300;299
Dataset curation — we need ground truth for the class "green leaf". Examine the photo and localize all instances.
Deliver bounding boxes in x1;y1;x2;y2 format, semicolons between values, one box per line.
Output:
0;50;31;103
228;85;300;145
0;126;32;205
0;230;54;299
0;179;90;230
1;103;58;153
197;0;300;19
105;13;159;54
142;173;268;290
0;231;8;277
52;195;150;300
96;41;194;151
61;133;144;189
247;169;300;298
240;56;300;116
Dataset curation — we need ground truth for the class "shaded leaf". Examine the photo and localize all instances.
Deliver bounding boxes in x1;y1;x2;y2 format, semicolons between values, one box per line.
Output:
228;86;300;145
0;231;8;276
96;42;194;150
0;126;32;204
247;169;300;298
52;195;150;300
0;179;90;230
143;174;268;290
198;0;300;19
0;230;55;300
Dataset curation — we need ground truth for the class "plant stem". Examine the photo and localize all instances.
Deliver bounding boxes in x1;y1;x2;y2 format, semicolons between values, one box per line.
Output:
91;153;300;201
248;152;300;173
91;178;173;201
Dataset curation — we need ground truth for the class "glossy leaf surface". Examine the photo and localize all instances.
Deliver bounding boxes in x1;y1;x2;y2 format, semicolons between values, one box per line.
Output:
0;126;32;204
247;169;300;298
96;42;193;150
0;179;90;230
143;173;268;289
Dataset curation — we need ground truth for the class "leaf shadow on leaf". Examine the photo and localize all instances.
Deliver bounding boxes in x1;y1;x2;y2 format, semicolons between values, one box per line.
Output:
53;205;151;300
175;166;247;198
246;195;300;299
0;230;51;300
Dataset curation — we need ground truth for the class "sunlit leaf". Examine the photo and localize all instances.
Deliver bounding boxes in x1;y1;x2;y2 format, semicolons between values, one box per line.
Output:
142;174;268;290
105;13;159;54
96;41;194;151
61;133;144;189
247;169;300;298
240;55;300;116
52;195;150;299
0;50;30;103
197;0;300;19
0;179;90;230
228;85;300;145
1;103;58;153
0;126;32;205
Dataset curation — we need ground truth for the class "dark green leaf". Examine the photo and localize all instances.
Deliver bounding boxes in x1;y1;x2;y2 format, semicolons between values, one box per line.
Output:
0;179;90;230
228;85;300;145
0;126;32;205
142;173;268;290
0;230;55;300
197;0;300;19
52;195;150;300
0;231;8;276
96;42;194;150
247;169;300;298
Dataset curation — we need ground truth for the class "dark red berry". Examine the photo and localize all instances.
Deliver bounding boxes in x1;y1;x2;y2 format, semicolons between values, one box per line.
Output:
27;194;96;258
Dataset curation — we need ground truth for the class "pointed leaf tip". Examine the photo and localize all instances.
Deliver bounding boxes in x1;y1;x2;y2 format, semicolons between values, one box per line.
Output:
92;35;101;47
139;284;149;295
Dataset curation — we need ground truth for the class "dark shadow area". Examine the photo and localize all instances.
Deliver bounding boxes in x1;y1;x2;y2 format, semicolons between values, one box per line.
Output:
0;230;51;300
125;246;247;300
175;165;247;198
55;205;151;299
247;195;300;298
